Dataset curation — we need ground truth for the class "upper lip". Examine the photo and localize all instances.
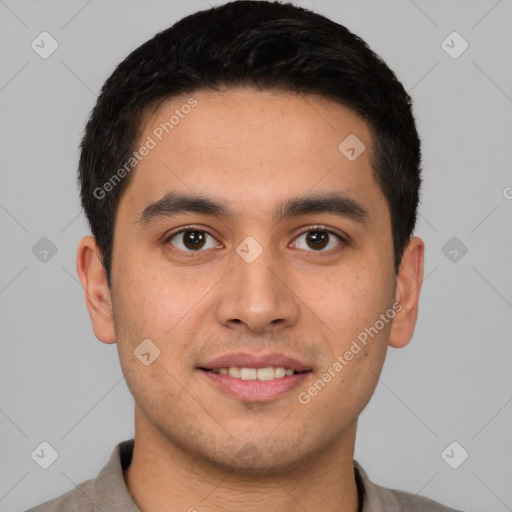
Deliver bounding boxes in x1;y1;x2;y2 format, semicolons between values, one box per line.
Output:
199;352;312;372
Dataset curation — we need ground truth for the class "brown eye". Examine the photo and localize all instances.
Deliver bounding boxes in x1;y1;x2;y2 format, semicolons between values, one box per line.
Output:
306;231;329;250
293;229;343;252
167;230;218;252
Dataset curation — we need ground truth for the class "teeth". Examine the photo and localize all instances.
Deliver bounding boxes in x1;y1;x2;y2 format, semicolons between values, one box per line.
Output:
240;368;257;380
275;367;286;378
256;367;275;380
228;367;241;378
213;366;297;380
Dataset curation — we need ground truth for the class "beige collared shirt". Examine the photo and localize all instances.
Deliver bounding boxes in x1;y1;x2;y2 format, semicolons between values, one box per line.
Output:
26;439;463;512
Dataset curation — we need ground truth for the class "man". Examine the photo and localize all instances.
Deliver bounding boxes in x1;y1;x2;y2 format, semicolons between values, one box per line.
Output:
27;1;463;511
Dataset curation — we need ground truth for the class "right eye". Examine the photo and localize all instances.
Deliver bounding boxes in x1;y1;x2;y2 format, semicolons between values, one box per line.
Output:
165;228;221;253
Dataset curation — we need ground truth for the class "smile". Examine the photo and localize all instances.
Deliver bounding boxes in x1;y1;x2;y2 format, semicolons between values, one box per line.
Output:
199;367;312;401
205;366;300;380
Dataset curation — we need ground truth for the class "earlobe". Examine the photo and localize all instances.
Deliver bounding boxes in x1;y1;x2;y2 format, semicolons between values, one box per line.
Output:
76;235;116;344
388;236;425;349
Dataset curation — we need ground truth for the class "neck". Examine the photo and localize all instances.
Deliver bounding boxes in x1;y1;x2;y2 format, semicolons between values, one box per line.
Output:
124;410;359;512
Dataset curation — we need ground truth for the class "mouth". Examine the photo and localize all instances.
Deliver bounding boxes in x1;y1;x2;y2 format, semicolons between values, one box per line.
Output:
197;351;314;402
200;366;311;380
198;365;313;402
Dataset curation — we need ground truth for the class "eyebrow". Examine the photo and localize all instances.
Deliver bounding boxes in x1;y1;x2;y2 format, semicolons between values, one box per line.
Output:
135;191;369;227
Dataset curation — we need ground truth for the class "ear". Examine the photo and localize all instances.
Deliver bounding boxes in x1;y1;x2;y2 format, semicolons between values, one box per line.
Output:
76;235;116;344
388;236;425;349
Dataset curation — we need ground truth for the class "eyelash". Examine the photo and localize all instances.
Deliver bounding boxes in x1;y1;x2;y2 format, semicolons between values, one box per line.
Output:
164;225;348;255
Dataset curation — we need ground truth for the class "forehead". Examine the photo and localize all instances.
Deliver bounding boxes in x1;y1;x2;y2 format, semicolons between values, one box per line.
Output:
118;88;387;225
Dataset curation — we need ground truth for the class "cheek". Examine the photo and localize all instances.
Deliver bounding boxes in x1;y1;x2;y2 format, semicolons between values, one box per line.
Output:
112;273;195;409
111;256;215;383
297;263;394;407
304;264;393;337
113;250;193;334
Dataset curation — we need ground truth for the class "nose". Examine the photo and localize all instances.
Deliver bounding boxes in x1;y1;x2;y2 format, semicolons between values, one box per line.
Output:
214;242;300;334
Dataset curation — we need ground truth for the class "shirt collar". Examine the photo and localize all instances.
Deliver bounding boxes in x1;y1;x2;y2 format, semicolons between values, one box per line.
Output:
88;439;401;512
354;460;403;511
90;439;140;511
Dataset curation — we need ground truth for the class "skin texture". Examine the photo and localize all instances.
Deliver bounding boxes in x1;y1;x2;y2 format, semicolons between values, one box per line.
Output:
76;88;424;512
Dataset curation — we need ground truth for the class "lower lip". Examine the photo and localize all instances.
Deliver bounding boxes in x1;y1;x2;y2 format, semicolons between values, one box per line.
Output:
199;369;311;402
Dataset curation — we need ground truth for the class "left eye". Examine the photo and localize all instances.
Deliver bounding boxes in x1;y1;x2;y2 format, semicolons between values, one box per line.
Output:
292;229;343;252
167;230;219;251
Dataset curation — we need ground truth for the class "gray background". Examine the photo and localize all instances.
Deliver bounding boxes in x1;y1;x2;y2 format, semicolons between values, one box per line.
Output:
1;0;511;510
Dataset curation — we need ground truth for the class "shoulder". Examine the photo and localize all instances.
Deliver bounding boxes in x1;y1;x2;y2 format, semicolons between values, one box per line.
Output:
354;461;464;512
24;478;95;512
23;439;136;512
381;485;464;512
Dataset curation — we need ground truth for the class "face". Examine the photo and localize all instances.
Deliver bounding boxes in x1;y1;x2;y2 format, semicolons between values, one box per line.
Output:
82;88;418;476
